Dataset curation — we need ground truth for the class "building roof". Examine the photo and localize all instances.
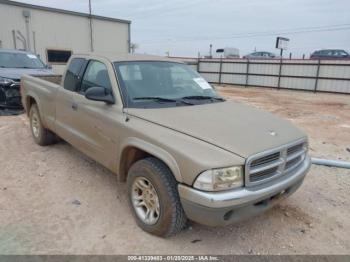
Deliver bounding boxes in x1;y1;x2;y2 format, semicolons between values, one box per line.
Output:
0;0;131;24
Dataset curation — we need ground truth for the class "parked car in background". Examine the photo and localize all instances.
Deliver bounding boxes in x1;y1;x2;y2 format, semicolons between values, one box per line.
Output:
310;49;350;59
0;49;54;109
21;53;310;237
243;51;279;59
216;47;240;58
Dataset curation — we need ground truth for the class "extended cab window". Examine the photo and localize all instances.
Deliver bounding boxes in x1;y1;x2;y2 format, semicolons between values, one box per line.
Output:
80;61;112;93
63;58;87;91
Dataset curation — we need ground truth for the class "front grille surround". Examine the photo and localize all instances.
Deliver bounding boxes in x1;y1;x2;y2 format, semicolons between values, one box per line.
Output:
245;138;308;187
0;81;21;107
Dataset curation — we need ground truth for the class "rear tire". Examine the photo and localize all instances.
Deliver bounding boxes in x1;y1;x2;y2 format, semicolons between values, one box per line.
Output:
29;104;56;146
127;157;187;237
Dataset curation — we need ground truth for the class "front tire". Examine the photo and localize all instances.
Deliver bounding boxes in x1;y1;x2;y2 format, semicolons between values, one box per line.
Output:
29;104;56;146
127;157;187;237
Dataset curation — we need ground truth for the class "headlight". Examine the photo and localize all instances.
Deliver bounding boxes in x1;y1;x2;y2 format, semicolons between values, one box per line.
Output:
0;77;14;85
193;166;243;191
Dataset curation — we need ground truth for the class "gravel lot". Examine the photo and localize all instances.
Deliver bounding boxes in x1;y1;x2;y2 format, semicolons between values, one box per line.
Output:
0;86;349;255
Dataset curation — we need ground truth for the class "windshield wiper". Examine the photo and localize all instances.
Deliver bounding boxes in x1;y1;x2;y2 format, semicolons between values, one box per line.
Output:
133;96;194;105
181;95;225;101
133;96;178;102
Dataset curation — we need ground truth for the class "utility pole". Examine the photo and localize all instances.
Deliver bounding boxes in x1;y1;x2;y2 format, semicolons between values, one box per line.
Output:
22;10;31;51
88;0;94;52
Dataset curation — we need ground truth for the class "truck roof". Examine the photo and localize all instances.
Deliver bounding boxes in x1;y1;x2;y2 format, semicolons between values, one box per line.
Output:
72;53;184;63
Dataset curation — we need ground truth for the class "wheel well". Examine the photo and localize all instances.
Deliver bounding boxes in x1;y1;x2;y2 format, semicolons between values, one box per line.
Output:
26;96;36;115
119;147;152;181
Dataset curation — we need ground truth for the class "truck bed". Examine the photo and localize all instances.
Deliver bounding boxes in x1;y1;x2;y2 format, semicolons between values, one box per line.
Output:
32;75;62;85
21;74;62;130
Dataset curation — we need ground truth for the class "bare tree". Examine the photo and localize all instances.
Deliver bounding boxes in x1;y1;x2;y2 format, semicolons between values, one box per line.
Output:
130;43;139;54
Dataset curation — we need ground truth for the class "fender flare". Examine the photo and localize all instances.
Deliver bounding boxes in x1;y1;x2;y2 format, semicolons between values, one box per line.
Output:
25;91;47;123
119;137;183;182
25;91;40;112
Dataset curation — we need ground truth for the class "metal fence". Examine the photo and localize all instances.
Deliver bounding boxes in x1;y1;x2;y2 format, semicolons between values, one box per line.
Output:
180;57;350;94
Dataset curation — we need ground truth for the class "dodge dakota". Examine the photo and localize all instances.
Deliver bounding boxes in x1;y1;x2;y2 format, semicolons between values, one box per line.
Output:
21;53;311;237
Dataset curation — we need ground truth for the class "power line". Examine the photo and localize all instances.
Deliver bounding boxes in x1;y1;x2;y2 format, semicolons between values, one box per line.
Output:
140;23;350;45
127;0;203;19
224;26;350;39
222;23;350;38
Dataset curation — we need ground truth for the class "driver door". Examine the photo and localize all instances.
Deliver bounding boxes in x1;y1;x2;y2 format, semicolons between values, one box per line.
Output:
70;60;117;167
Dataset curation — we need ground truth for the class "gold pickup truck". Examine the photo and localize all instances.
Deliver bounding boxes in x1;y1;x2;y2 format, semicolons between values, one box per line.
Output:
21;53;311;237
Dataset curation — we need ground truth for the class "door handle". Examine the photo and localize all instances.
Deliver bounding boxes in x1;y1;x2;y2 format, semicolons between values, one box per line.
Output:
71;102;78;111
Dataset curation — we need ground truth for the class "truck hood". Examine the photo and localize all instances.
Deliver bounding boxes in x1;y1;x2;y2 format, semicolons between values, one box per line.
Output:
128;101;306;158
0;68;54;81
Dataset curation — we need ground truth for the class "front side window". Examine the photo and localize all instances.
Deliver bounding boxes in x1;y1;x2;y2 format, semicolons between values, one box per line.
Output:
114;61;223;108
334;50;348;57
0;52;45;69
80;60;112;93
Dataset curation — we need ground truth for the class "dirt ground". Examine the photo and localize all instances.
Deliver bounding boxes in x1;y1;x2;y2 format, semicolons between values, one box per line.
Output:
0;86;349;255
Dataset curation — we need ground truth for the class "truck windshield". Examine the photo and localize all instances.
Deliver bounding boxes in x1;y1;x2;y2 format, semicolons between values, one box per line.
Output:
0;52;46;69
114;61;224;108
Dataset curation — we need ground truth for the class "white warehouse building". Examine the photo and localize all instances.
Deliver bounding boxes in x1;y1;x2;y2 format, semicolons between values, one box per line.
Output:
0;0;131;73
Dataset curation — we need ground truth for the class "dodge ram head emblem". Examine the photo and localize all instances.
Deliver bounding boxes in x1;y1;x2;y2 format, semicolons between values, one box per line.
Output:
269;130;277;136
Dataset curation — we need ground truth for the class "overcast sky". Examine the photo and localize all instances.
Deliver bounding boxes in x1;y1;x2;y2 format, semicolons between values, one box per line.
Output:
16;0;350;58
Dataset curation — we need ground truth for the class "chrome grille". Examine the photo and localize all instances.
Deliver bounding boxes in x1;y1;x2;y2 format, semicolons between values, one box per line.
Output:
249;166;279;182
285;156;302;170
287;143;304;155
251;152;280;168
245;139;307;186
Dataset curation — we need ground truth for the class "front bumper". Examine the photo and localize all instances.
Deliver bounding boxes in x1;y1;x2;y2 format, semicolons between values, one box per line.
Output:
0;82;22;109
178;155;311;226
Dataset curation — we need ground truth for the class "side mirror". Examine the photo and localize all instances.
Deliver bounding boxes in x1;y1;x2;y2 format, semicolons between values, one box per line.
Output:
85;86;115;104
